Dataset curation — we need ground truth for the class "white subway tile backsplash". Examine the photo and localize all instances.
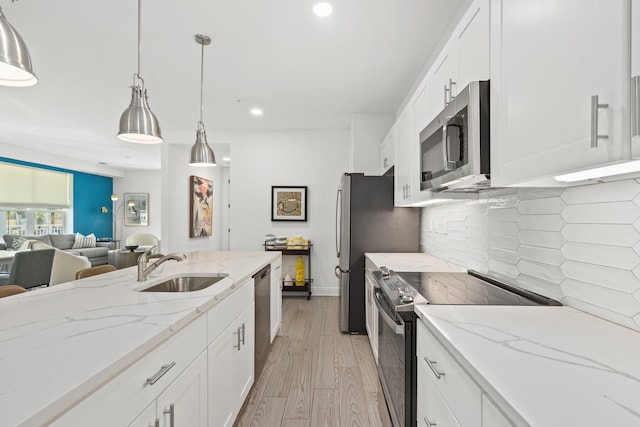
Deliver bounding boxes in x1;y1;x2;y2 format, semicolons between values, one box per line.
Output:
518;230;565;249
561;261;640;293
518;259;564;284
420;177;640;332
517;245;566;266
562;179;640;204
561;202;640;224
561;279;640;317
516;197;565;214
562;224;640;247
562;243;640;270
517;214;565;231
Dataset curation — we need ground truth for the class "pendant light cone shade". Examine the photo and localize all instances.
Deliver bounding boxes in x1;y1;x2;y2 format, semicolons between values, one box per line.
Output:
0;7;37;87
189;128;216;166
117;85;162;143
188;34;216;167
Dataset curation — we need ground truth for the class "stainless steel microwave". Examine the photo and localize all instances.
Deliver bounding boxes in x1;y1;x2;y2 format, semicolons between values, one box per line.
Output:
419;80;490;192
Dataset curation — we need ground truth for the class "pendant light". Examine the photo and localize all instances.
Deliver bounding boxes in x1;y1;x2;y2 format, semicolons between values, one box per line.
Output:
0;2;37;87
189;34;216;167
117;0;162;144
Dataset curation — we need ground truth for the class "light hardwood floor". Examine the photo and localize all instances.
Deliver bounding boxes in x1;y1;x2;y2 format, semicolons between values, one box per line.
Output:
235;296;392;427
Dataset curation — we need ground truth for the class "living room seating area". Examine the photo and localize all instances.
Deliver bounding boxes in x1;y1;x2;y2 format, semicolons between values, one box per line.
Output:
1;233;115;266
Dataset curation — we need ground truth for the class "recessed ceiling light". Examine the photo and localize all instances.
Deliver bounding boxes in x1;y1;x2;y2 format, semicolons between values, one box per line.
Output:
313;2;333;17
223;157;231;162
250;107;263;117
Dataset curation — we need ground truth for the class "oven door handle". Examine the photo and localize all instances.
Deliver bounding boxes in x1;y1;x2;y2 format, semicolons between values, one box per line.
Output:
374;288;404;335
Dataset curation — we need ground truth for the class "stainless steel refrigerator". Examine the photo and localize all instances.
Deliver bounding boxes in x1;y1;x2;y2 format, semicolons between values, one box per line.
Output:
335;173;420;334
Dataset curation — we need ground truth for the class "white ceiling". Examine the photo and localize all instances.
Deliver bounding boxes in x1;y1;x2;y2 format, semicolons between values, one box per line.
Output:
0;0;469;171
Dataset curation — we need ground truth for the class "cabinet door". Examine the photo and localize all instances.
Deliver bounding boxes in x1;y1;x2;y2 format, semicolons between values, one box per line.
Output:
456;0;490;91
270;259;282;342
410;79;432;203
128;401;157;427
431;41;459;116
417;366;462;427
208;322;236;427
157;351;208;427
492;0;630;185
234;303;255;406
395;109;413;206
632;2;640;154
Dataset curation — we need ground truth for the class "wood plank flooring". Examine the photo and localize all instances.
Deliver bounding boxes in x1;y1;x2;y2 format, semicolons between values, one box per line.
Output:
235;296;392;427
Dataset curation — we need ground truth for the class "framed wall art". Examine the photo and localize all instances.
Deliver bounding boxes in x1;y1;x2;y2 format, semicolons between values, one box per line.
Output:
190;176;213;237
123;193;149;226
271;186;307;222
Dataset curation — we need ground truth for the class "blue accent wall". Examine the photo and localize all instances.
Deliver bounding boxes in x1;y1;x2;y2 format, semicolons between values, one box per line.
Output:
0;157;113;238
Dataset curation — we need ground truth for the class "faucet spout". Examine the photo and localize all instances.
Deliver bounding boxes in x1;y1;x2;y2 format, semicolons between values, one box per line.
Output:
137;247;187;281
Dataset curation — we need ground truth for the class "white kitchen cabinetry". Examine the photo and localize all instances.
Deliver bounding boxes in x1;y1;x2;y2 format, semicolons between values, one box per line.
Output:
130;352;208;427
364;258;378;362
208;279;255;427
270;258;282;342
491;0;631;186
431;0;490;119
51;316;208;427
632;3;640;152
394;108;414;206
380;128;396;174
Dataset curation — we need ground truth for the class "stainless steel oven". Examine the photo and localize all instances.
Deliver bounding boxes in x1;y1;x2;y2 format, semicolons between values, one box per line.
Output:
373;268;561;427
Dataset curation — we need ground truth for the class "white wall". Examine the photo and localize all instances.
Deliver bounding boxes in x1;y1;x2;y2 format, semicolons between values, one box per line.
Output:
420;178;640;332
226;130;350;296
113;170;162;248
349;113;395;175
160;144;225;254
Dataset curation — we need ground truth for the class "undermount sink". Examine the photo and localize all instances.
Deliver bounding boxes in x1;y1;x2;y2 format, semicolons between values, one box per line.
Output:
139;274;229;292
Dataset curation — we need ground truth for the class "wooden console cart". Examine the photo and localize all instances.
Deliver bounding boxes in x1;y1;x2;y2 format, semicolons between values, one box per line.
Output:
265;243;312;300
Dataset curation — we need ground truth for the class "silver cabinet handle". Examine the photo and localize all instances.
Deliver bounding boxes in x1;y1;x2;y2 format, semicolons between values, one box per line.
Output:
443;84;449;106
146;361;176;386
424;416;437;426
163;404;175;427
240;323;246;346
448;78;456;103
632;76;640;138
154;418;160;427
423;356;445;379
233;328;241;350
590;94;609;148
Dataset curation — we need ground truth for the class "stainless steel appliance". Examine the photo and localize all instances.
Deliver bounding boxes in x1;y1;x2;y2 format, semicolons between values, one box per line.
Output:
420;80;490;193
335;173;419;334
253;264;271;379
373;269;561;427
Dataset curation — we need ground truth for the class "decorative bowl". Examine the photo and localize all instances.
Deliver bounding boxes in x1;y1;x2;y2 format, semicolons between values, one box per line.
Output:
125;244;139;252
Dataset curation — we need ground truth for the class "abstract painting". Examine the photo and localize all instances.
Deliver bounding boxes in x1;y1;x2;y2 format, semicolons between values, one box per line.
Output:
190;176;213;237
271;186;307;221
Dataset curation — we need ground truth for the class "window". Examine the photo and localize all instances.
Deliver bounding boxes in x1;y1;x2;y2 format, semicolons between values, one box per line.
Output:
0;209;66;236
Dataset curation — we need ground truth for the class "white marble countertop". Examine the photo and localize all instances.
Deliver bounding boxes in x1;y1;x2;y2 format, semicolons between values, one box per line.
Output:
415;304;640;426
0;250;278;427
365;252;466;272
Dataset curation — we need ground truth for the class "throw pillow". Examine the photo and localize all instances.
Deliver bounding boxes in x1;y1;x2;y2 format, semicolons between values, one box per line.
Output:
11;236;27;250
72;232;97;249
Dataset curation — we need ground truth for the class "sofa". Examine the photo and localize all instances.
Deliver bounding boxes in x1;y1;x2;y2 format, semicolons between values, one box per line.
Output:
1;234;114;266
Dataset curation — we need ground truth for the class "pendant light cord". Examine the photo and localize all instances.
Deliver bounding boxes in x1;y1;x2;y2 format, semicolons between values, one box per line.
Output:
132;0;144;88
199;41;205;128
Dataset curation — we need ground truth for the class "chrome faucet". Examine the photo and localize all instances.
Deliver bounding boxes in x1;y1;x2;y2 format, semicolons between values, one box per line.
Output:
137;247;187;281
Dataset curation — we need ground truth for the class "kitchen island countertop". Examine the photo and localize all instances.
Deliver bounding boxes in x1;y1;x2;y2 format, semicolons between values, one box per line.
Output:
0;250;278;427
415;304;640;426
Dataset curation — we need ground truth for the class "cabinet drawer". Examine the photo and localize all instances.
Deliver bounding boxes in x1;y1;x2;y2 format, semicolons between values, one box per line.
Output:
53;315;207;427
207;278;254;344
417;363;461;427
416;320;481;427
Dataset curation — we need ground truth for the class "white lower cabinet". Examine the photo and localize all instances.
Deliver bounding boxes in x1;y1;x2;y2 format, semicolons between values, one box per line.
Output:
129;351;208;427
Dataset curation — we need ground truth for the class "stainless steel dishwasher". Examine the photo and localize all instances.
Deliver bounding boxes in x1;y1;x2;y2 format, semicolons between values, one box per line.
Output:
253;264;271;380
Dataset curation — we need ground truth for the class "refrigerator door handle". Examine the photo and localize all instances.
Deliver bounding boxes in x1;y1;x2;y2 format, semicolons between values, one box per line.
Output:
334;266;350;279
335;188;342;258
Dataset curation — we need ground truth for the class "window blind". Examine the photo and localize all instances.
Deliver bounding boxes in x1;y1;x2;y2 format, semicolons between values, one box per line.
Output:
0;163;71;208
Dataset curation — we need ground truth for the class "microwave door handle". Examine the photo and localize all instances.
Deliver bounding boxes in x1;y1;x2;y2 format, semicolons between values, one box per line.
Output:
443;116;458;171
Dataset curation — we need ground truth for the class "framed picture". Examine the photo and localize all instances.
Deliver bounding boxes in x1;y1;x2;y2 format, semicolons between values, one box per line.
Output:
123;193;149;226
271;186;307;221
190;176;213;237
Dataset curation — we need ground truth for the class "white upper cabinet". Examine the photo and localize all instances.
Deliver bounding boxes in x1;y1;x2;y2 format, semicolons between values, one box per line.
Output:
380;127;396;175
431;0;490;121
491;0;631;186
410;78;433;204
632;2;640;153
394;108;414;206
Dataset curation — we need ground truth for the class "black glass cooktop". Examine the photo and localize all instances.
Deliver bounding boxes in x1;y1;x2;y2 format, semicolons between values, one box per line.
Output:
394;270;561;306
